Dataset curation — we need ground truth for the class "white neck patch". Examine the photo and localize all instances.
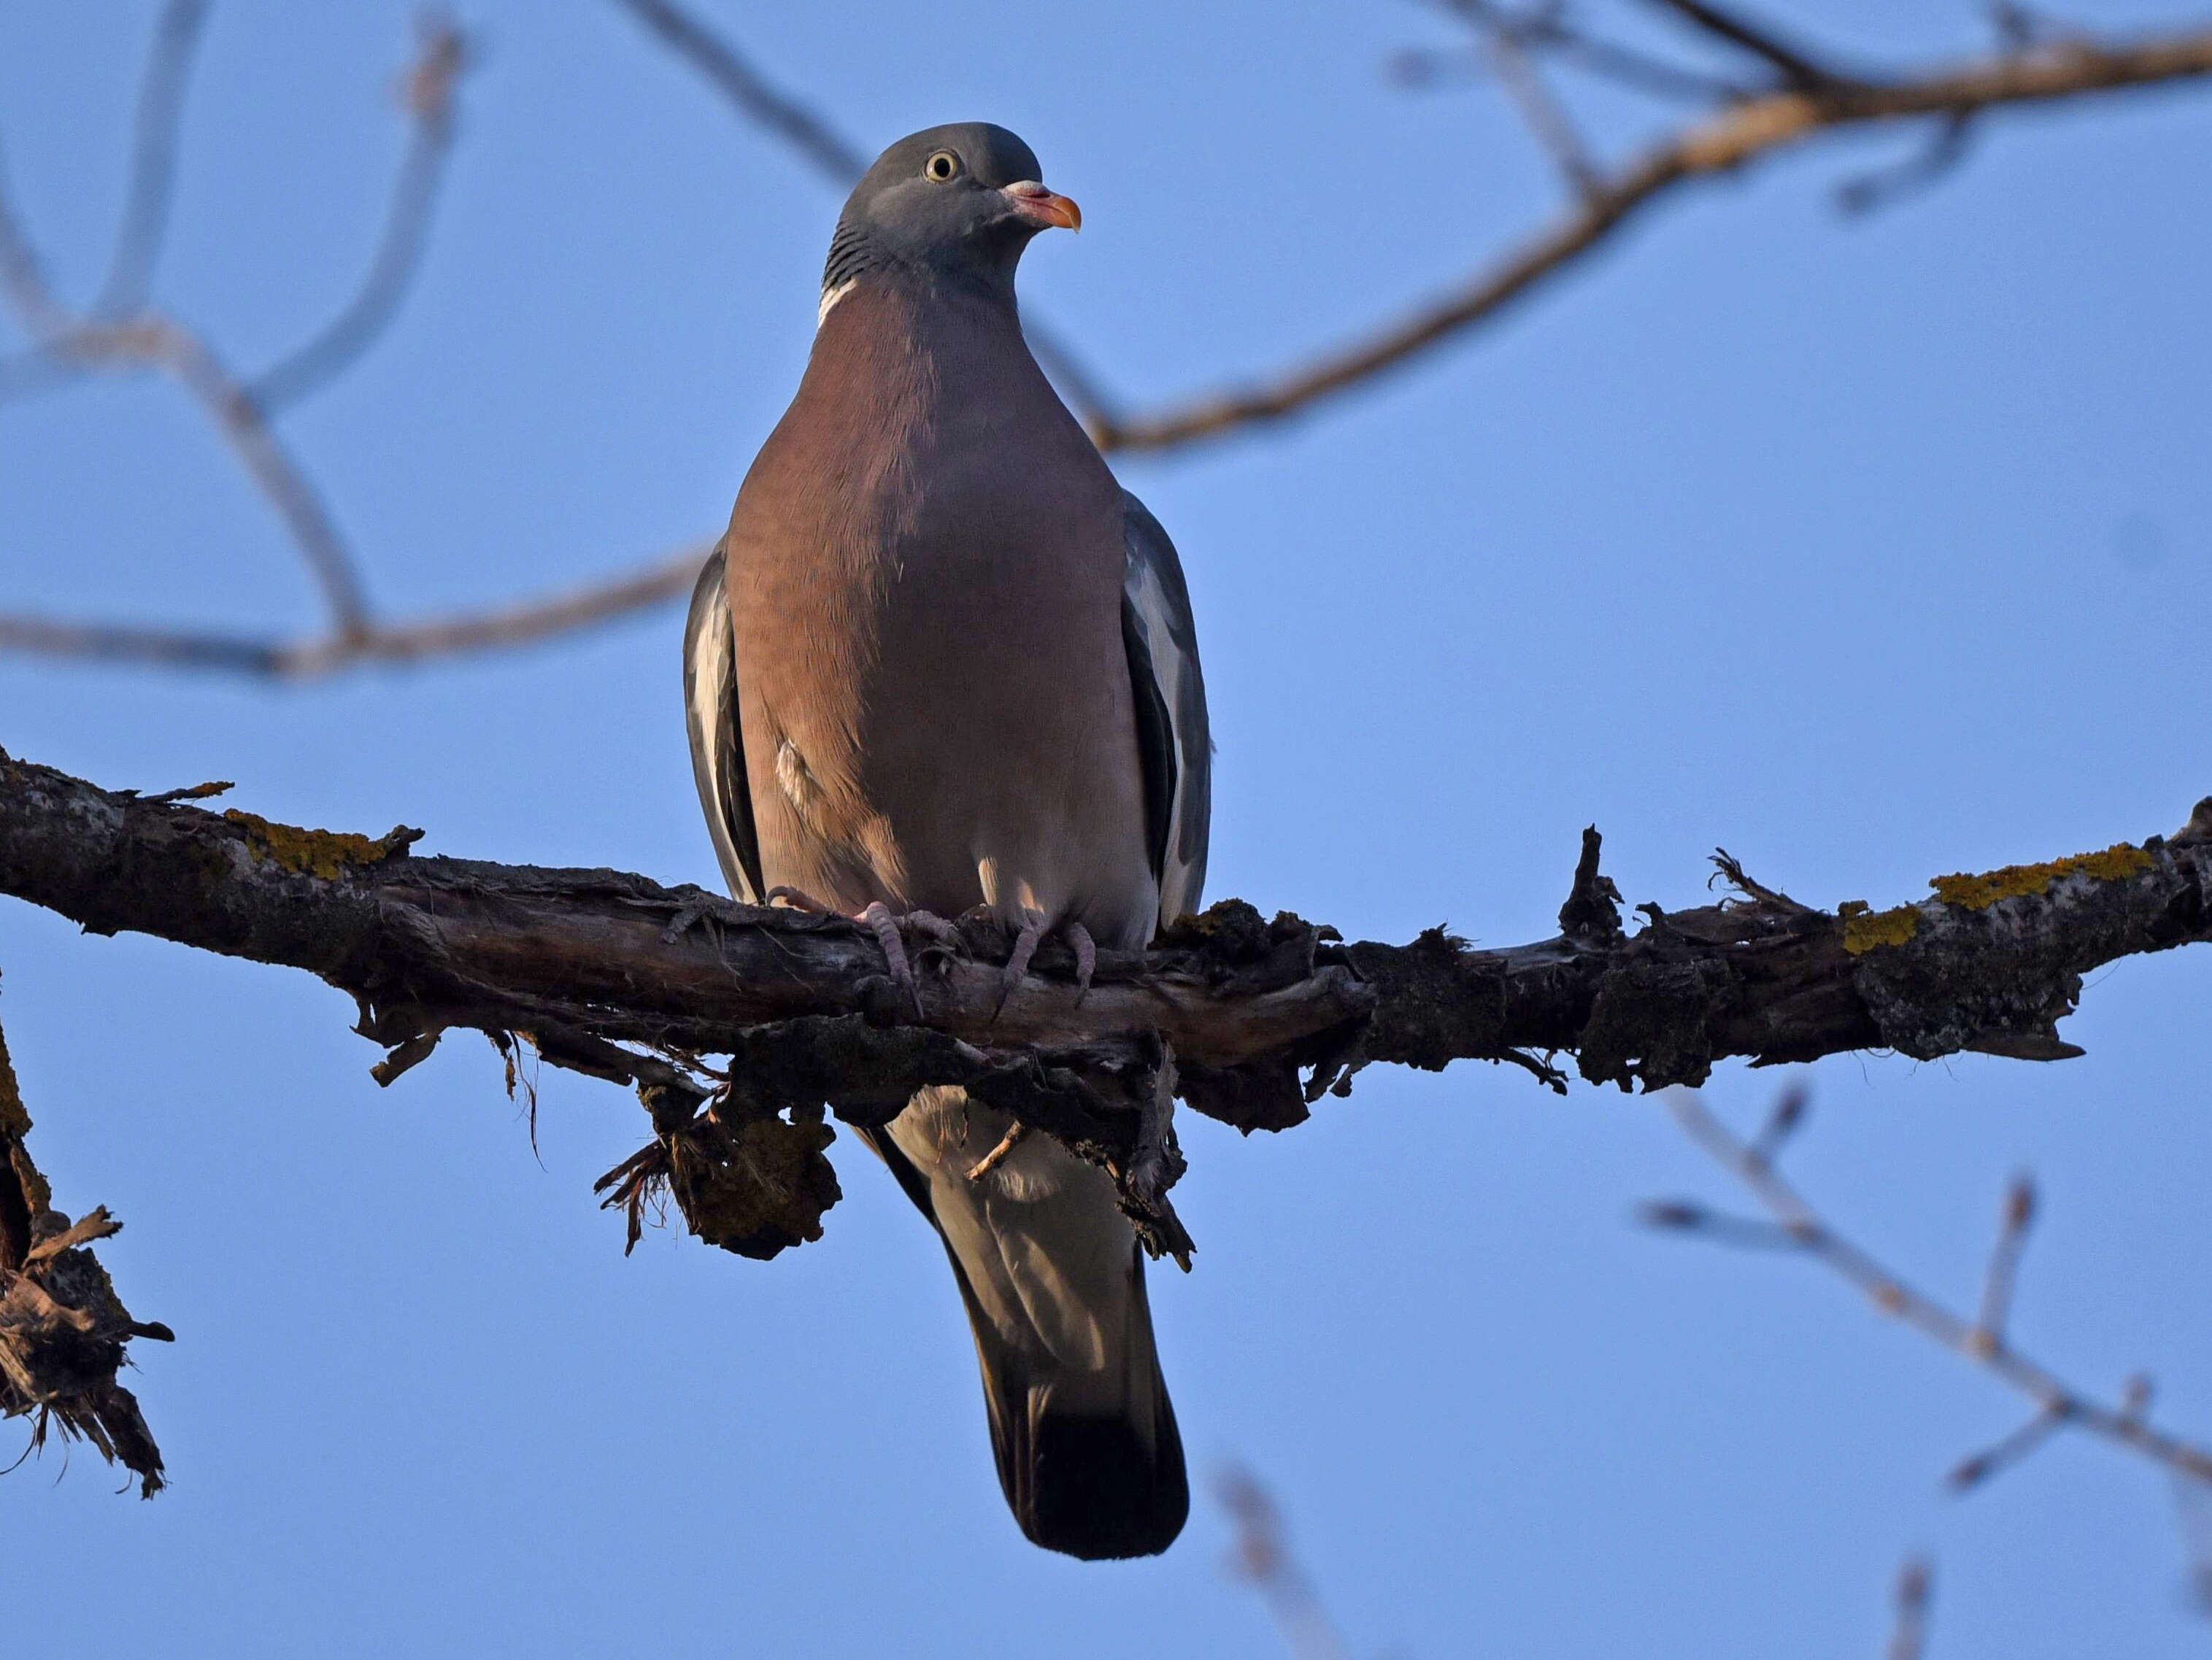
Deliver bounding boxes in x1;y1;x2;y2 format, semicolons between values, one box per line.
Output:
817;278;855;329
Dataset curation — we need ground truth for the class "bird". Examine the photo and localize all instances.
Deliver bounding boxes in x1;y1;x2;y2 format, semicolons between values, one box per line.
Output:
682;123;1211;1560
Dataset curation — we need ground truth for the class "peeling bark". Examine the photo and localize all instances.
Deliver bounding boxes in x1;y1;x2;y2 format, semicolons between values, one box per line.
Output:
0;974;172;1496
2;746;2208;1274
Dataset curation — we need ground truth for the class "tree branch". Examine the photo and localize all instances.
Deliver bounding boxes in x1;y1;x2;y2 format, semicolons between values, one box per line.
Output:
0;17;472;651
7;15;2212;676
247;13;469;412
1445;0;1604;200
1648;1086;2212;1488
87;0;212;321
1090;25;2212;452
3;745;2208;1261
1640;0;1851;92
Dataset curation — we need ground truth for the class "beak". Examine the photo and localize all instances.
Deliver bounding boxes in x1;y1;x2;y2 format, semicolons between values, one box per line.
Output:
1002;180;1082;232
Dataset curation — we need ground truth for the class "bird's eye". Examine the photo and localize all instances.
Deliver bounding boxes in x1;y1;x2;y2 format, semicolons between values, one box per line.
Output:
924;150;960;182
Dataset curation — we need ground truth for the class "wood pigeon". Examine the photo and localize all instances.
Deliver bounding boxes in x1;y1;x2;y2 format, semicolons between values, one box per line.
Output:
682;123;1211;1559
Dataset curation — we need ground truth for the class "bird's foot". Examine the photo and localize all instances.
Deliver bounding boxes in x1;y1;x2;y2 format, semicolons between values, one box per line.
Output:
858;901;923;1018
991;915;1097;1020
766;887;936;1018
765;885;836;914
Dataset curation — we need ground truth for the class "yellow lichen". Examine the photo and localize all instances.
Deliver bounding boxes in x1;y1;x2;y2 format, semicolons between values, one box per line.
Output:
1839;841;2156;955
223;809;415;880
1840;900;1921;954
1928;843;2153;910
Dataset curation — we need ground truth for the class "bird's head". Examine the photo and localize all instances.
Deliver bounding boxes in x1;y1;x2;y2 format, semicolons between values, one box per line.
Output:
821;123;1080;313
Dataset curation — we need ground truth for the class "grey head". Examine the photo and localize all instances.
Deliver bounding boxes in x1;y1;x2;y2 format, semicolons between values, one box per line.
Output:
820;123;1080;317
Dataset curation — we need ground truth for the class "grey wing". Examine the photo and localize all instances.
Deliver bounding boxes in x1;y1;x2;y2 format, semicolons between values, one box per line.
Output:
682;539;766;904
1118;492;1211;931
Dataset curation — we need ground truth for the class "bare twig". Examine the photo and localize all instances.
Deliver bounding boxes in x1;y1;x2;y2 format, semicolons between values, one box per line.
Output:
1399;7;1753;104
0;12;699;679
1446;0;1603;197
0;139;69;343
0;542;707;679
965;1120;1026;1181
1092;25;2212;452
157;320;373;636
249;14;469;410
90;0;212;320
1835;110;1978;215
1887;1555;1933;1660
606;0;866;184
11;12;2212;673
1217;1468;1354;1660
1973;1171;2035;1351
1652;1088;2212;1488
1532;12;1754;103
1947;1400;2065;1491
1641;0;1850;91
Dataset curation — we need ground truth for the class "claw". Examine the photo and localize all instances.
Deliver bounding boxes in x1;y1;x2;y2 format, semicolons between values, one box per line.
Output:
994;912;1044;1021
1065;920;1095;1008
860;900;924;1019
766;884;835;914
903;909;963;950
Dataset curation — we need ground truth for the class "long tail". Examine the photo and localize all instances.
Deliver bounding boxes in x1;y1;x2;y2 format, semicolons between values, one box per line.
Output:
861;1086;1188;1560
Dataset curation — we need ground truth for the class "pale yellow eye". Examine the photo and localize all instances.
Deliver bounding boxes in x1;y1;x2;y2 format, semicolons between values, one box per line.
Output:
924;150;960;182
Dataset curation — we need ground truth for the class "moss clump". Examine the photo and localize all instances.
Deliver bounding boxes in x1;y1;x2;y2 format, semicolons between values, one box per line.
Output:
1929;843;2153;910
671;1114;841;1260
222;810;416;880
1839;900;1921;955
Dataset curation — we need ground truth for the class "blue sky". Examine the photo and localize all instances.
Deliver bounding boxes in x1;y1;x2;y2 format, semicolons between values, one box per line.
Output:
4;2;2210;1653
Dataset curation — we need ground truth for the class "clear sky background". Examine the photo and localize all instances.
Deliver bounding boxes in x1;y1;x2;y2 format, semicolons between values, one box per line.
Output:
4;2;2210;1655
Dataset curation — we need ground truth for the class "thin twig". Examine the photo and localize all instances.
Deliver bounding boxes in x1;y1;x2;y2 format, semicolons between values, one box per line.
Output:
1835;110;1978;215
607;0;866;183
1887;1556;1933;1660
1641;0;1849;90
250;15;469;410
155;321;372;636
11;12;2212;671
1530;12;1754;103
1973;1172;2035;1350
1947;1401;2065;1491
1399;8;1754;104
0;138;70;341
90;0;212;320
3;317;377;636
0;12;651;673
1093;26;2212;452
1446;0;1603;198
1217;1468;1355;1660
1654;1089;2212;1487
0;543;707;679
965;1120;1025;1181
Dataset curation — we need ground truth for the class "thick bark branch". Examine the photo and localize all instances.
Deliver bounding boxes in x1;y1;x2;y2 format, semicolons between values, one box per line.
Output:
3;747;2208;1262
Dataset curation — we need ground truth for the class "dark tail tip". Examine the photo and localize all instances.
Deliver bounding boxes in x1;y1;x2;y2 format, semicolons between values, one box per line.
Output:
1021;1412;1189;1560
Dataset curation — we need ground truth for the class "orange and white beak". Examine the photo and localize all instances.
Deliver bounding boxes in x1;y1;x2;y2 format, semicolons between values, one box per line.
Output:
1002;179;1082;231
